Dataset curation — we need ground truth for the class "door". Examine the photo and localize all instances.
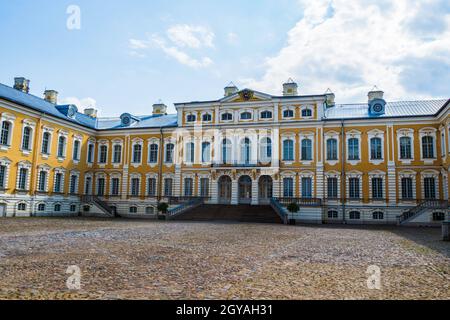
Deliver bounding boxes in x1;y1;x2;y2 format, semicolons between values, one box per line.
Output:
238;176;252;204
218;176;232;204
0;204;6;217
258;176;273;204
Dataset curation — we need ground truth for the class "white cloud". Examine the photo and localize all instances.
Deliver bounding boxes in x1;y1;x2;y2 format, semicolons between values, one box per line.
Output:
60;97;99;112
167;24;215;48
227;32;239;45
243;0;450;102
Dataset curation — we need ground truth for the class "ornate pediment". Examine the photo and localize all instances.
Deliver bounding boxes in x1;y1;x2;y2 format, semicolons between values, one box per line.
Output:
220;89;272;103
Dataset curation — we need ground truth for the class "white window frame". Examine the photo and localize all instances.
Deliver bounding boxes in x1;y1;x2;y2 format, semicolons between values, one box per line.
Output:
421;170;439;200
0;157;12;192
368;170;386;202
300;105;314;119
53;167;66;194
325;171;341;201
36;164;50;192
281;134;296;164
0;112;16;150
281;106;295;120
56;130;69;161
419;128;437;164
145;173;158;197
346;171;363;202
98;140;109;167
129;173;142;197
281;171;296;198
147;138;159;168
111;139;123;167
398;170;417;203
346;130;362;165
397;129;414;164
110;173;121;197
20;119;36;155
299;171;314;199
299;132;314;165
367;129;385;165
72;134;83;164
16;160;32;192
258;108;274;121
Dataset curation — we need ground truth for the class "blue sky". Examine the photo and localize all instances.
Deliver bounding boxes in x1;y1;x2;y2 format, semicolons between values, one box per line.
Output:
1;0;449;116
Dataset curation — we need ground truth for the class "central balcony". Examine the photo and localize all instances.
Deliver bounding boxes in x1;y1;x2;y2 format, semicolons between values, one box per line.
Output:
211;161;270;168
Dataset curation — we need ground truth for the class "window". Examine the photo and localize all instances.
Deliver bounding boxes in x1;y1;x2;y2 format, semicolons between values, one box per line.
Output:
301;177;312;198
132;144;142;163
22;127;32;150
327;178;338;199
111;178;120;196
69;175;78;194
222;139;231;163
302;109;312;117
348;138;359;160
370;138;382;160
129;206;138;214
283;109;294;118
283;139;294;161
184;178;193;197
241;138;251;164
187;114;196;122
202;113;212;122
148;144;158;164
97;178;105;196
18;168;28;190
113;145;122;164
422;136;435;159
301;139;312;161
85;177;92;195
147;178;156;197
0;121;11;146
0;165;6;188
349;211;361;220
373;211;384;220
54;204;61;212
38;171;47;192
54;173;63;193
186;142;195;163
401;178;413;200
200;178;209;197
42;132;51;154
372;178;383;199
202;142;211;163
349;178;360;199
261;111;272;119
18;203;26;211
57;136;66;158
145;207;154;215
87;143;94;163
283;178;294;198
70;204;77;212
260;138;272;162
433;212;445;221
99;145;108;164
164;178;173;197
240;112;252;120
424;177;436;199
165;143;174;163
73;140;80;161
222;113;233;121
400;137;412;159
328;210;338;219
131;178;140;196
441;132;446;157
327;139;338;161
37;203;45;212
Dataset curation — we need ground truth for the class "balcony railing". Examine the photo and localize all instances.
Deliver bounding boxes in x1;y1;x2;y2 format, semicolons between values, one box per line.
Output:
211;161;264;168
275;197;322;207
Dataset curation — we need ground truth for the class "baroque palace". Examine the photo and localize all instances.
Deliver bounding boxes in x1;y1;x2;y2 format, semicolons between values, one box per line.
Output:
0;77;449;225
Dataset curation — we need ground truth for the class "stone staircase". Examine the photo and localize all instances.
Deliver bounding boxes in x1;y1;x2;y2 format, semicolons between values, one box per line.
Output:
171;204;284;224
397;200;449;225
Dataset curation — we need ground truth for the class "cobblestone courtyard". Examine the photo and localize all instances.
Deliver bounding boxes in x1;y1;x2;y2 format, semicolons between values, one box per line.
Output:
0;218;448;300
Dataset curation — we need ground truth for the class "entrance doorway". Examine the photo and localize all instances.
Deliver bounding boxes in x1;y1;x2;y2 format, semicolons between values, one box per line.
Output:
238;175;252;204
218;176;232;204
258;176;273;204
0;204;6;217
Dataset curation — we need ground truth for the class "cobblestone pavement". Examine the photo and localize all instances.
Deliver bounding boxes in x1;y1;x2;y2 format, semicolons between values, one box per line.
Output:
0;218;448;300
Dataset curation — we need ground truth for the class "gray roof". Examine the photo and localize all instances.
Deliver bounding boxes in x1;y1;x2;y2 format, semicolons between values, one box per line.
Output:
325;99;449;120
96;114;178;130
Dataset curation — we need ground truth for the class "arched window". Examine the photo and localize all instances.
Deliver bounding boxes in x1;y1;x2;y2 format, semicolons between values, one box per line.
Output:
164;178;173;196
129;206;138;213
261;111;272;119
348;138;359;160
433;212;445;221
372;177;383;199
301;139;312;161
283;177;294;198
57;136;66;158
202;113;212;122
186;114;196;122
260;138;272;162
130;177;140;196
422;136;435;159
202;142;211;163
22;127;32;151
222;113;233;121
283;139;294;161
0;121;11;146
328;210;338;219
42;132;51;154
327;139;338;160
372;211;384;220
302;108;312;117
148;144;158;163
147;178;157;196
221;139;232;164
18;203;27;211
401;177;413;200
301;177;312;198
73;140;80;161
184;178;193;196
186;142;195;163
165;143;174;163
54;204;61;212
240;112;252;120
37;203;45;212
132;144;142;163
283;109;294;118
99;145;108;164
399;137;412;159
113;145;122;164
241;138;251;164
349;211;361;220
38;171;47;192
370;137;382;160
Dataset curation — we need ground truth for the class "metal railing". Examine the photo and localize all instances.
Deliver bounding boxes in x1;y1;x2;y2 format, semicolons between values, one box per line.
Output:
167;198;205;218
211;161;269;168
275;197;322;207
398;200;450;224
270;198;288;224
81;195;114;216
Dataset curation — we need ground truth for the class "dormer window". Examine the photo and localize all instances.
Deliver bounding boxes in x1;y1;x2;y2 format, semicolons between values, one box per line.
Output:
261;111;273;119
240;112;252;120
302;108;312;117
202;113;212;122
283;109;294;118
187;114;196;123
222;113;233;121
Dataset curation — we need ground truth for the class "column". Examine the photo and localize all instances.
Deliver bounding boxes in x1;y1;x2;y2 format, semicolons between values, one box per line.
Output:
316;165;324;200
251;179;258;205
174;165;182;197
231;179;238;205
211;178;218;204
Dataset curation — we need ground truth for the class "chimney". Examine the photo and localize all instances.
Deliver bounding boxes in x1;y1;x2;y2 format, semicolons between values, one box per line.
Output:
13;77;30;93
153;100;167;115
368;86;384;102
325;88;335;107
224;82;239;97
84;108;98;118
43;90;58;104
283;78;298;96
